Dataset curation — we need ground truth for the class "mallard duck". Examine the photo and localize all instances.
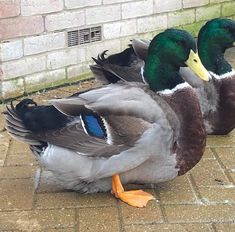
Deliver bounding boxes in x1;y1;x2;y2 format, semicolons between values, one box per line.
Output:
182;18;235;134
4;29;208;207
93;18;235;135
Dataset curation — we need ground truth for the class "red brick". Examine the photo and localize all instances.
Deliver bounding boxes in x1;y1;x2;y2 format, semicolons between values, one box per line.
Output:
0;0;20;19
0;16;44;40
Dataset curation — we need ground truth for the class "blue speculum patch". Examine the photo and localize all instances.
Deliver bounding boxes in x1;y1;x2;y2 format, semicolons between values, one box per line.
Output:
81;114;107;139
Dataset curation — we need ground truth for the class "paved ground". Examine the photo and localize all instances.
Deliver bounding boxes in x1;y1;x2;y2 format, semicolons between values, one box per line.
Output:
0;48;235;231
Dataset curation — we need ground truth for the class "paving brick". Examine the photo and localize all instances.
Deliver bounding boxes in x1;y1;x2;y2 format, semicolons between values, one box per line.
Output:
37;169;66;193
25;69;66;92
38;87;75;99
0;209;75;230
215;147;235;171
229;172;235;183
0;0;20;19
0;178;34;210
0;165;37;179
103;19;137;39
0;16;44;40
121;192;163;224
43;228;74;232
78;207;120;232
47;48;85;70
154;0;182;13
198;186;235;204
122;0;153;19
164;204;235;223
196;4;221;22
1;78;25;99
214;223;235;232
0;40;23;62
0;145;8;167
203;148;215;159
45;11;85;32
21;0;63;16
157;175;196;204
206;134;235;147
222;1;235;17
168;9;195;27
183;0;209;8
8;140;32;155
0;113;6;132
35;192;116;209
125;223;212;232
0;132;10;166
6;141;38;166
24;32;66;56
65;0;101;9
1;55;46;80
6;153;38;166
137;14;167;33
190;158;231;187
86;5;121;25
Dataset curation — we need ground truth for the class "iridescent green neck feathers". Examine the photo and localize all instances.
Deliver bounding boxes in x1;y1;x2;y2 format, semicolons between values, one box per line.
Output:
143;29;197;92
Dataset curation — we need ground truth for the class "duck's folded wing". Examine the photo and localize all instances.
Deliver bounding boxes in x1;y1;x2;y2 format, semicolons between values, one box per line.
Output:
50;83;164;123
34;115;152;157
90;48;144;84
5;84;172;178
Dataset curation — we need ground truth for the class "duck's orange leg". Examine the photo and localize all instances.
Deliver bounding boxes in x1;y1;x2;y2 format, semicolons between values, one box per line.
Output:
111;174;155;207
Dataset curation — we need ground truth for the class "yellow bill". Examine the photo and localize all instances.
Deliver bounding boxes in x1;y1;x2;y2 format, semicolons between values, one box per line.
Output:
185;50;209;81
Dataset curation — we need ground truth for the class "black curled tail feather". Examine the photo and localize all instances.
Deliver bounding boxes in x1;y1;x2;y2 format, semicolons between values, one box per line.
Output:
90;50;120;84
92;47;136;67
91;50;108;66
4;100;42;147
90;47;139;84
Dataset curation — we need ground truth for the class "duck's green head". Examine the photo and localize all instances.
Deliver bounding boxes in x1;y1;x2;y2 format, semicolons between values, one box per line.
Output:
144;29;209;92
198;18;235;74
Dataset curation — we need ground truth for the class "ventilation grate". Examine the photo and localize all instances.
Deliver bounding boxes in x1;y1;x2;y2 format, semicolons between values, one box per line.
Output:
68;30;79;47
68;26;102;47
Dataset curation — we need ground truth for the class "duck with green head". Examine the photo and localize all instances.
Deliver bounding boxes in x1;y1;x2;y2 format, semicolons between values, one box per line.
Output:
93;18;235;135
181;18;235;134
5;29;208;208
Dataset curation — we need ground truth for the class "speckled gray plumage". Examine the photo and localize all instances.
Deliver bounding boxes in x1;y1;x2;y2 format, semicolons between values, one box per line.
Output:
5;82;206;193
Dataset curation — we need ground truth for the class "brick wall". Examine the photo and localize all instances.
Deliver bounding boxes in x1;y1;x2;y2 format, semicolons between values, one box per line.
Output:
0;0;235;100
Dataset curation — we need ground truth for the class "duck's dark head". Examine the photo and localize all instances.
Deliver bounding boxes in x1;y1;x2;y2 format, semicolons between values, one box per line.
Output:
144;29;209;92
198;18;235;74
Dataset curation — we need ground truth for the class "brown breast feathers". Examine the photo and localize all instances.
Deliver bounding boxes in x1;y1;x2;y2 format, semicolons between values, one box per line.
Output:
162;87;206;175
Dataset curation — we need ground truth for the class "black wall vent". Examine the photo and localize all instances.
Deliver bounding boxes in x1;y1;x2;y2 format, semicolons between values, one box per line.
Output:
68;26;102;47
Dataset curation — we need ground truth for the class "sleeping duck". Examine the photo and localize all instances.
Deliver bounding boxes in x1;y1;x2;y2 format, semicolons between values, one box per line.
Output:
4;29;209;207
92;18;235;135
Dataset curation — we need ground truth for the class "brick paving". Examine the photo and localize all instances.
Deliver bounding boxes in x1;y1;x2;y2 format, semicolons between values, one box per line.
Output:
0;49;235;231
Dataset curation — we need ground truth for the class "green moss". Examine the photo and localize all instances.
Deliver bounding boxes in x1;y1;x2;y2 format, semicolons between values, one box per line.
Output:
25;78;68;93
25;71;92;94
1;71;93;103
67;71;92;84
222;2;235;17
177;21;206;37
